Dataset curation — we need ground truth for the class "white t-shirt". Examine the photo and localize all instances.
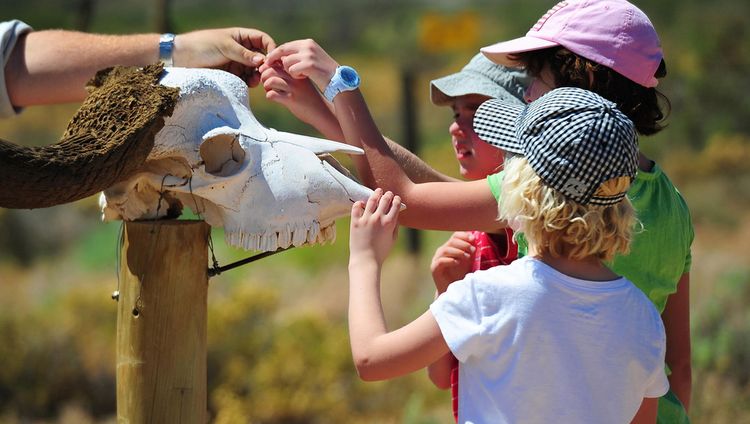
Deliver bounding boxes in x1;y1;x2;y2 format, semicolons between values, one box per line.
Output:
430;256;668;424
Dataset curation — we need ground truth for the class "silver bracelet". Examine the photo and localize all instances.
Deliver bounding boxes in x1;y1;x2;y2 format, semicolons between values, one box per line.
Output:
159;33;175;66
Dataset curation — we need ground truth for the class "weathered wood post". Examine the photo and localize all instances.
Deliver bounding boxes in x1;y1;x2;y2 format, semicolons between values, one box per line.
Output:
117;220;210;422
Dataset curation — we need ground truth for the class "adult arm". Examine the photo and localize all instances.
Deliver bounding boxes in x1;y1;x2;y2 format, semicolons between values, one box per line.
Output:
661;272;692;411
5;27;275;106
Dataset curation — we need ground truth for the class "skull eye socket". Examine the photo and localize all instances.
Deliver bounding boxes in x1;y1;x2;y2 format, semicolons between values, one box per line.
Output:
200;133;246;176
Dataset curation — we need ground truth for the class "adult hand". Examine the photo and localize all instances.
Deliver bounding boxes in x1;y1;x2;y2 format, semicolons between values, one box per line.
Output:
176;27;276;87
349;189;401;267
263;39;339;91
430;231;475;294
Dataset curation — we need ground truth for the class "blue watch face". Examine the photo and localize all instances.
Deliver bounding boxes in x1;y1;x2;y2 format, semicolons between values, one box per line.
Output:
340;67;360;87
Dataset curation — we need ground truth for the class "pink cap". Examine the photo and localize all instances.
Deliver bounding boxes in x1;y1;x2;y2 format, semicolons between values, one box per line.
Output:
481;0;663;88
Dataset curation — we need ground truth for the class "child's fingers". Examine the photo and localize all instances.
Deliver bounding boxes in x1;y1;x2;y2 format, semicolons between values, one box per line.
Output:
384;194;401;221
445;237;475;253
264;41;299;64
260;66;291;84
265;90;290;105
377;191;394;214
287;61;312;80
439;246;472;260
351;201;365;219
434;256;461;268
452;231;475;243
262;75;289;93
365;188;382;215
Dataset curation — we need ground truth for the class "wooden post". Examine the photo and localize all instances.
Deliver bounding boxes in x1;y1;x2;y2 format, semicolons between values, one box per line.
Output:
117;220;210;423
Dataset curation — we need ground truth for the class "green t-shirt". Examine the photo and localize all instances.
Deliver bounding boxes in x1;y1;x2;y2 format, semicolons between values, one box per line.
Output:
487;164;694;313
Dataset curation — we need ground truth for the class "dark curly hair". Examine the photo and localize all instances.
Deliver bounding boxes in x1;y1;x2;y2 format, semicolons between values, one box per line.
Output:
513;47;670;136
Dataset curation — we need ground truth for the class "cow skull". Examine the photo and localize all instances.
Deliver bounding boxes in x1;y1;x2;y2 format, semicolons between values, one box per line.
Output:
101;67;373;252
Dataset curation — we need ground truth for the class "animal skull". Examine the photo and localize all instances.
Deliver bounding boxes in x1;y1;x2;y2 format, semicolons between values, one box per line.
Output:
101;67;373;252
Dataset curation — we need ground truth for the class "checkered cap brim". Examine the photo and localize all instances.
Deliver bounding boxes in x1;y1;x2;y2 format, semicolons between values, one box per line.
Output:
473;100;526;154
474;87;638;205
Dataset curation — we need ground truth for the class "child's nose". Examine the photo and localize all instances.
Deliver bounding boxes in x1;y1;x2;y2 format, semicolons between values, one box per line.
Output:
449;121;464;137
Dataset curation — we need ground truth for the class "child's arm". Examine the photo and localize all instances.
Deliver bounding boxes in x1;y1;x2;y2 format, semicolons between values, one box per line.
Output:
629;397;657;424
264;40;504;233
427;353;454;390
334;89;500;232
259;63;455;185
348;189;451;381
662;272;692;410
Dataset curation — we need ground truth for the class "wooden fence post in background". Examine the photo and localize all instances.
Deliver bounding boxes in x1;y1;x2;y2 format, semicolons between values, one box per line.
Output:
117;220;210;422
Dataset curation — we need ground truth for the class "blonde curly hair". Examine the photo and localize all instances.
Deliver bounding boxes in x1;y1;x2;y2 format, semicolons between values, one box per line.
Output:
499;156;636;262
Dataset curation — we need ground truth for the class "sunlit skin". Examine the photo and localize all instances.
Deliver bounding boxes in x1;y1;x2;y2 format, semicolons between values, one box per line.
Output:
449;94;506;180
523;67;556;103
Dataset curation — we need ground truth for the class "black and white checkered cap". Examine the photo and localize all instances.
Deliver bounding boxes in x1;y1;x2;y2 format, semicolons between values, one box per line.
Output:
474;87;638;205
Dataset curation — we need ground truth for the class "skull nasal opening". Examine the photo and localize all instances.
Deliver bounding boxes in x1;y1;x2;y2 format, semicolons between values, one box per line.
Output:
200;133;246;177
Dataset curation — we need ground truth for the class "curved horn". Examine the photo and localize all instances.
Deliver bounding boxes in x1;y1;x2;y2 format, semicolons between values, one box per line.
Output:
0;63;179;209
267;128;365;156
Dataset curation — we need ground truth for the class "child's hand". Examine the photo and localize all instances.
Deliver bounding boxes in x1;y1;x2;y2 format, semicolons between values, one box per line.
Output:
349;189;401;267
430;231;475;294
260;64;335;128
262;39;339;92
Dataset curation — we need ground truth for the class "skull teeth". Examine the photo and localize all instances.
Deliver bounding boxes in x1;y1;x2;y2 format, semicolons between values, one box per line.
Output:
225;222;336;252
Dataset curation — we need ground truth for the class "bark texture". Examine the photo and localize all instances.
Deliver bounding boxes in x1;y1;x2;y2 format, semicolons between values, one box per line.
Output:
0;63;179;209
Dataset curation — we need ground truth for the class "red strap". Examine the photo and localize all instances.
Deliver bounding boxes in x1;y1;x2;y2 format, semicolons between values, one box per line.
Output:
450;356;460;422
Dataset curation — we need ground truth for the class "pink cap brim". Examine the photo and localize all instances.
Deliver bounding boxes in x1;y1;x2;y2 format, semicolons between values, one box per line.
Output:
481;36;560;67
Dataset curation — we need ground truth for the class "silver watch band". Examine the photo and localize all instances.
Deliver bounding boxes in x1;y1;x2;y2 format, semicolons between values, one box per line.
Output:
159;33;175;67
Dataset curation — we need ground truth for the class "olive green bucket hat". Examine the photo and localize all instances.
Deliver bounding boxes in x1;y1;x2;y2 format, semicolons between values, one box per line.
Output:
430;53;531;106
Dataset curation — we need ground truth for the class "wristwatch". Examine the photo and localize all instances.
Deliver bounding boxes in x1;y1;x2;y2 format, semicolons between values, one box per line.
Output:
323;66;360;102
159;33;175;67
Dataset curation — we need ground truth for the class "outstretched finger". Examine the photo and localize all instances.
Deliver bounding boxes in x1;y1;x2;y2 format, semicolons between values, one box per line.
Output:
364;188;383;215
265;41;302;66
385;194;401;221
377;191;394;215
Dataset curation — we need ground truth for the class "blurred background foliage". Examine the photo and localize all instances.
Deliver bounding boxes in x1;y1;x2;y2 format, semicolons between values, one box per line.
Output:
0;0;749;422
